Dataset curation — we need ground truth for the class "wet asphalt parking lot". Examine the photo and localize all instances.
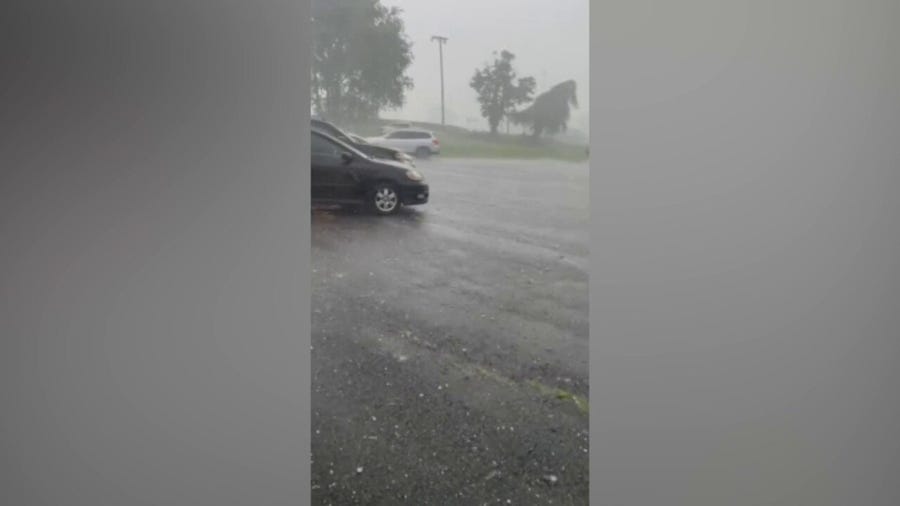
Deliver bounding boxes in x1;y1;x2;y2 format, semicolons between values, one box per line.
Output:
311;157;589;505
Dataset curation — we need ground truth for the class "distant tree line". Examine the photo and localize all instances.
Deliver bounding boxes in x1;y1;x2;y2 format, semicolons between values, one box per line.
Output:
470;50;578;140
469;50;535;135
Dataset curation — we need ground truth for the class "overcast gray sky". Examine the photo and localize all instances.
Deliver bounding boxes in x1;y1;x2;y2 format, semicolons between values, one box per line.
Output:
380;0;590;134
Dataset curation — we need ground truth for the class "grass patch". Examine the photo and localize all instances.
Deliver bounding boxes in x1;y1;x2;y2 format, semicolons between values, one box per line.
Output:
527;379;589;415
439;132;588;162
445;360;589;416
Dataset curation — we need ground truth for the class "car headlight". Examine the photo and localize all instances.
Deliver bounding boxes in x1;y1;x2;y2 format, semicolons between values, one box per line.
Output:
396;152;413;163
405;169;423;181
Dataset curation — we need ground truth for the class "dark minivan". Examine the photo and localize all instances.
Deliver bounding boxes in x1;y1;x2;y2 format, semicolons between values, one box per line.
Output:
311;130;429;215
312;118;415;167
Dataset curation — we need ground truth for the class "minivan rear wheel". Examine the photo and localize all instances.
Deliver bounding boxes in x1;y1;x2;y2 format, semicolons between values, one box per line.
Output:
368;183;400;215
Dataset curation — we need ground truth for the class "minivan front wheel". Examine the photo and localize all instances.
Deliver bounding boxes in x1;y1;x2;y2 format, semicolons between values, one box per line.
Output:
369;183;400;215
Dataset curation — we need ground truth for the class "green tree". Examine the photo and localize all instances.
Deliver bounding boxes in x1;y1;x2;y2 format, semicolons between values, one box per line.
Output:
470;50;536;135
510;80;578;139
312;0;414;124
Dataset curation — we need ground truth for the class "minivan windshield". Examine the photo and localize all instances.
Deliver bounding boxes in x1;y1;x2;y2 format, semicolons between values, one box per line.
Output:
312;120;363;148
349;134;371;145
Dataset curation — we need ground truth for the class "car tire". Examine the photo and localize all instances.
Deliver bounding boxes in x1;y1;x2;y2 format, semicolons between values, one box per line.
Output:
415;147;431;159
368;182;401;216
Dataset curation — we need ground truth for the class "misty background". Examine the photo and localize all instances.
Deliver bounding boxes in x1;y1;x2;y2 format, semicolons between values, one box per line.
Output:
380;0;589;138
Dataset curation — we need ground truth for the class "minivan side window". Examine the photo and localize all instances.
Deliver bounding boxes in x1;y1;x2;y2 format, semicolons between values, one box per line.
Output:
311;134;340;157
412;132;431;139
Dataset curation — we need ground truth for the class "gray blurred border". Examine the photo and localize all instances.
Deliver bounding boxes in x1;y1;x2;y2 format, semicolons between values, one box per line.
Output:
591;1;900;505
1;1;311;504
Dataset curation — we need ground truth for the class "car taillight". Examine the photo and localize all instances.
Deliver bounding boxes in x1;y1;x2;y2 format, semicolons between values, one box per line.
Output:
432;138;439;145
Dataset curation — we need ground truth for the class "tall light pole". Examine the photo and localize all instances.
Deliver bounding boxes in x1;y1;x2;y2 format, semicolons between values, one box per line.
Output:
431;35;448;125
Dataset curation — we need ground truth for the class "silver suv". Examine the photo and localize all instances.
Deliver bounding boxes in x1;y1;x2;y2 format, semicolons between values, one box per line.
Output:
366;129;441;158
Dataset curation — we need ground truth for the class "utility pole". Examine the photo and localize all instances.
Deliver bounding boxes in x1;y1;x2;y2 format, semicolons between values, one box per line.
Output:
431;35;448;125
